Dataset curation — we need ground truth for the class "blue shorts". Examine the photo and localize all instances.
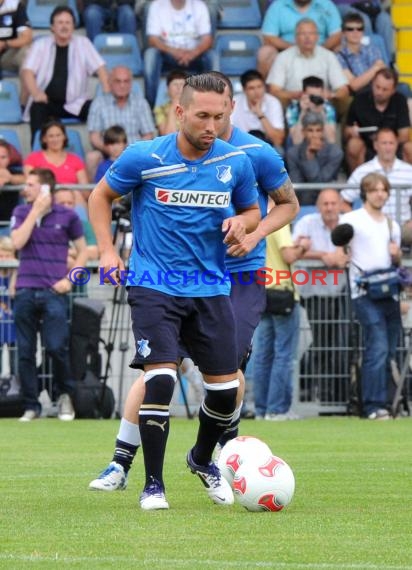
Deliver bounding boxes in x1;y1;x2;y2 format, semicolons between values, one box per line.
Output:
128;286;238;376
230;271;266;365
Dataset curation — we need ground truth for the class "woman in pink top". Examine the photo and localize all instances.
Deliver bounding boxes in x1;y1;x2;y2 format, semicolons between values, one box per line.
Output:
24;120;89;208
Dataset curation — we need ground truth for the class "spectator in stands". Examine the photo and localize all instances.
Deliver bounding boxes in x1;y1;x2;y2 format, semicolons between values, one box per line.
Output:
344;68;412;173
23;119;89;219
286;75;337;145
286;111;343;205
0;140;25;235
154;69;188;135
231;69;285;151
253;224;310;421
336;12;386;96
333;0;393;64
292;189;349;401
258;0;342;80
24;120;88;186
79;0;137;42
11;168;88;422
267;19;349;109
341;128;412;224
0;236;16;377
340;172;402;420
94;125;127;183
144;0;214;108
0;0;32;89
53;187;98;262
87;65;155;179
21;5;110;142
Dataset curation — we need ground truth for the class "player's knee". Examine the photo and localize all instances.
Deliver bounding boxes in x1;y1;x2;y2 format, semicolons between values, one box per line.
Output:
204;379;239;416
143;368;177;406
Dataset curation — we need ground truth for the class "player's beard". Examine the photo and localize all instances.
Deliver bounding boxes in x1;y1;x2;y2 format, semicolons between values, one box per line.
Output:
183;129;215;151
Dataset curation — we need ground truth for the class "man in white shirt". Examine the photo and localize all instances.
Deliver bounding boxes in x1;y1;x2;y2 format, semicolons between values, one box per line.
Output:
267;18;348;108
143;0;214;107
231;69;285;151
340;172;402;420
341;127;412;224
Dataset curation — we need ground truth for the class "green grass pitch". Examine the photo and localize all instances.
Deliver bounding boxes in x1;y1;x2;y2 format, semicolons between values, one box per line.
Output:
1;417;412;569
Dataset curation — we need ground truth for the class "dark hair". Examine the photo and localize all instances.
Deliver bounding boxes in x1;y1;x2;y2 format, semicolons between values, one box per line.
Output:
360;172;390;202
40;120;68;150
180;73;226;106
240;69;265;88
373;67;399;87
50;5;75;25
166;68;189;85
302;76;324;90
28;168;57;192
208;71;234;99
103;125;127;145
342;12;365;29
0;140;11;154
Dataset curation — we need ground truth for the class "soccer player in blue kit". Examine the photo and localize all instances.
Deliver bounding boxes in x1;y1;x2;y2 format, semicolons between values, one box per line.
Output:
89;73;261;510
88;73;300;508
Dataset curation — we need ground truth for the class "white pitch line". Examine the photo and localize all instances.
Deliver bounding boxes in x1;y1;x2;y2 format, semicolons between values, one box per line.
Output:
1;554;412;569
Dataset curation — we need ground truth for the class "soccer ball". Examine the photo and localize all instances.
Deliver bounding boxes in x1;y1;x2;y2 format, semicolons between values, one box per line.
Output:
233;455;295;512
217;436;272;485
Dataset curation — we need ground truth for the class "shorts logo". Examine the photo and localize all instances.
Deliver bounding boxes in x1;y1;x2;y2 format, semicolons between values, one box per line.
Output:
155;188;230;208
216;165;232;183
137;339;151;358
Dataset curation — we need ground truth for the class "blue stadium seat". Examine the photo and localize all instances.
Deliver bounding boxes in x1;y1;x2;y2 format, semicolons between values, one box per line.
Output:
215;33;262;76
0;128;23;155
0;81;22;123
32;128;85;160
218;0;262;29
93;34;143;76
26;0;80;28
293;205;318;223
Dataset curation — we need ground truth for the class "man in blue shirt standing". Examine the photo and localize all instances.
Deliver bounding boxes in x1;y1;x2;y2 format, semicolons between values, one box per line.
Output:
88;74;261;510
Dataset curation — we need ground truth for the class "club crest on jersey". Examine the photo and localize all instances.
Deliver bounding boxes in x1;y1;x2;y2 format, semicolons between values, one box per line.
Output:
216;165;232;183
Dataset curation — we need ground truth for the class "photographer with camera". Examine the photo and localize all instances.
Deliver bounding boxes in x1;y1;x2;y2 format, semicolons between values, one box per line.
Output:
286;75;338;147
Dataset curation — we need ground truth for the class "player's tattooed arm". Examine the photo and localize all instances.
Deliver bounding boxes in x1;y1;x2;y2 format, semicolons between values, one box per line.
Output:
269;177;298;207
227;178;299;258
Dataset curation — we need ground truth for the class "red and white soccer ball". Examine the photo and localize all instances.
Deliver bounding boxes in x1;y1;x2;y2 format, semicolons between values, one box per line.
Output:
217;435;272;485
232;454;295;512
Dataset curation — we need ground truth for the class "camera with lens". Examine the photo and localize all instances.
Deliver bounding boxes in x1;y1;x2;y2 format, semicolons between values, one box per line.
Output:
309;94;324;106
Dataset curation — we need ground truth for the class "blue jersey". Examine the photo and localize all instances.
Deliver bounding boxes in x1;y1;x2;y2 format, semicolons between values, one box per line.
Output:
105;133;258;297
225;127;289;272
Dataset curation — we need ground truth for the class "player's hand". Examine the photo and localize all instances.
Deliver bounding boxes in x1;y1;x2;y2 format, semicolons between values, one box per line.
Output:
227;231;260;257
222;216;246;246
99;249;125;287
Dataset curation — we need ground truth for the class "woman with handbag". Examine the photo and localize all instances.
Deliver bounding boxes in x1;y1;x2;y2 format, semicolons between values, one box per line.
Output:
253;225;310;421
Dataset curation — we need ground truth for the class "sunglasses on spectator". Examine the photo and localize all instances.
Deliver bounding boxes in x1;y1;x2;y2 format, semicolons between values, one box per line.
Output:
344;26;364;31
